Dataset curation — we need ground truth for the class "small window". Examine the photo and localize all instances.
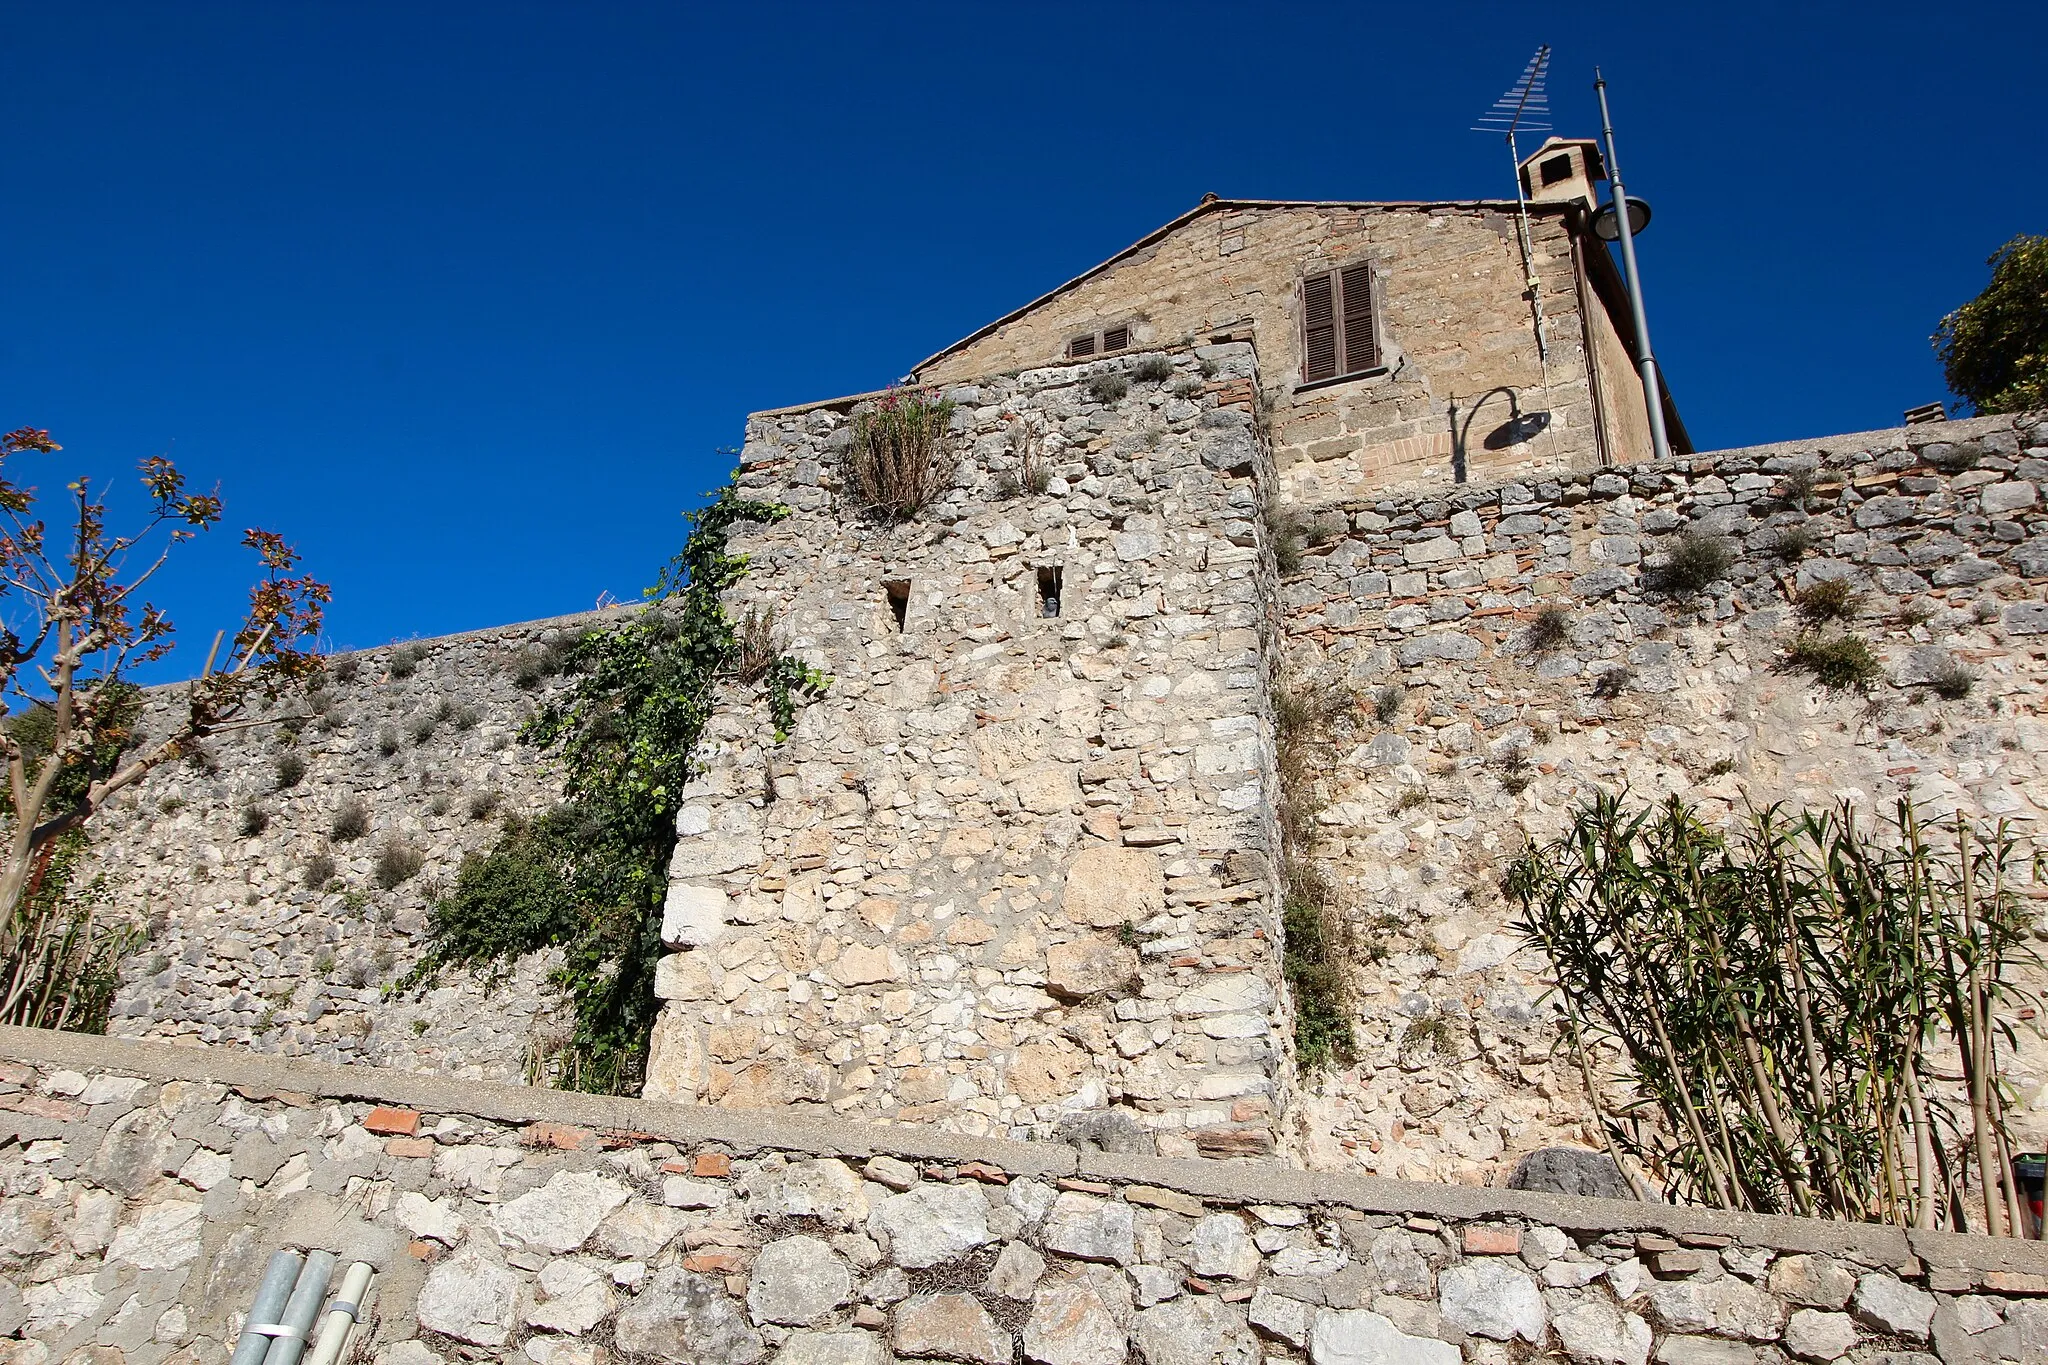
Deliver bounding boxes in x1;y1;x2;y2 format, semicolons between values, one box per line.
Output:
1300;263;1380;383
1540;153;1575;186
1036;566;1063;619
884;581;910;632
1068;325;1132;360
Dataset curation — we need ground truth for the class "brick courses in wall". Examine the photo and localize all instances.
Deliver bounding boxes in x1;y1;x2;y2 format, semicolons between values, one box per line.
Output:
2;1026;2044;1365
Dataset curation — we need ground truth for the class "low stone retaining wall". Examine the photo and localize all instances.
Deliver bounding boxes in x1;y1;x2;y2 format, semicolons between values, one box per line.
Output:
2;1027;2042;1365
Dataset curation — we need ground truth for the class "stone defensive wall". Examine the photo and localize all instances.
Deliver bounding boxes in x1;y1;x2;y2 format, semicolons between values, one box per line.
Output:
651;342;1292;1157
69;338;2048;1193
1274;409;2048;1182
4;1025;2044;1365
86;610;621;1078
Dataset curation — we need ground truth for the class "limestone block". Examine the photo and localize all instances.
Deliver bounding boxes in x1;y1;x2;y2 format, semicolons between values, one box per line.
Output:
1133;1296;1259;1365
1307;1308;1459;1365
748;1235;852;1326
526;1259;613;1335
742;1158;870;1228
645;1008;707;1099
654;951;714;1000
771;1333;890;1365
1008;1041;1088;1104
1061;846;1166;928
1023;1271;1129;1365
870;1182;993;1268
1045;936;1140;1000
1190;1214;1261;1281
104;1200;205;1271
662;884;730;948
614;1266;765;1363
417;1249;522;1347
1552;1299;1652;1365
832;944;906;986
1014;764;1082;814
1439;1260;1545;1343
894;1292;1011;1365
495;1170;632;1253
1041;1192;1135;1265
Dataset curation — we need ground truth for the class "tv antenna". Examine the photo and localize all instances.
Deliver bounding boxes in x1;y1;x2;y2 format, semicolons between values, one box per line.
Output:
1473;44;1553;365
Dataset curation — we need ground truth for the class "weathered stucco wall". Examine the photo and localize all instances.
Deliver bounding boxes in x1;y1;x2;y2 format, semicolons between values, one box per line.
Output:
84;613;615;1081
646;343;1295;1159
916;203;1642;500
4;1027;2044;1365
1274;410;2048;1183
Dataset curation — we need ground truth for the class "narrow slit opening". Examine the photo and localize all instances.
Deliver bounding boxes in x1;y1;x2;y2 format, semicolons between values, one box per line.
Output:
885;580;910;632
1037;566;1062;619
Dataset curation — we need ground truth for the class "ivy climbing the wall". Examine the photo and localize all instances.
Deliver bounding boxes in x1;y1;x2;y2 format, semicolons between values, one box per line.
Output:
399;485;827;1094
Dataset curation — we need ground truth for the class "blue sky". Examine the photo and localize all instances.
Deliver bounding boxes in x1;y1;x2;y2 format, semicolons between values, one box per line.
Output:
7;2;2042;670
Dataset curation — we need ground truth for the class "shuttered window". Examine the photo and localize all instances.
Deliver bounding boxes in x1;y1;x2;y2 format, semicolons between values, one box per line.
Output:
1068;325;1132;360
1301;264;1381;382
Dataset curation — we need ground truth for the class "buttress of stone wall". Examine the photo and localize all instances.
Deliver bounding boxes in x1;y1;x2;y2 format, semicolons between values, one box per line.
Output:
1275;410;2048;1186
85;614;615;1079
642;342;1297;1159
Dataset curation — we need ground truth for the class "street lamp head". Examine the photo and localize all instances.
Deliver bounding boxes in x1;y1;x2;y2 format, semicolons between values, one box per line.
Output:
1592;195;1652;241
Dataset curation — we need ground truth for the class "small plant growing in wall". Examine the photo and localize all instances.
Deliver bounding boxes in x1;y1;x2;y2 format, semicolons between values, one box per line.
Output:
1590;665;1634;699
844;386;958;522
1131;355;1174;384
1526;603;1572;654
302;852;337;890
274;751;308;790
1780;631;1882;691
1774;525;1817;561
388;643;424;679
375;837;424;890
1793;578;1861;624
997;416;1052;499
1924;657;1977;700
511;642;566;689
1778;465;1820;510
1084;372;1129;405
732;605;781;684
238;805;270;838
376;726;402;757
1652;530;1735;595
1264;501;1308;575
331;799;370;842
1373;683;1406;724
1170;376;1204;400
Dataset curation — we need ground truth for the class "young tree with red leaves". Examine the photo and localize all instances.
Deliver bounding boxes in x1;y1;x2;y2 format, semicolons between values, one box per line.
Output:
0;426;329;1026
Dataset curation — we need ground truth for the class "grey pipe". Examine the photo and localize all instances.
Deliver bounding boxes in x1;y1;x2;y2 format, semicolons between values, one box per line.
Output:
262;1249;337;1365
1595;67;1672;464
231;1251;304;1365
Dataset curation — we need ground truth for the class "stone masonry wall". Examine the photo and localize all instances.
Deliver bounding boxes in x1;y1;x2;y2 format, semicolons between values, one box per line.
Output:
644;343;1295;1159
82;613;618;1081
1272;410;2048;1185
4;1027;2045;1365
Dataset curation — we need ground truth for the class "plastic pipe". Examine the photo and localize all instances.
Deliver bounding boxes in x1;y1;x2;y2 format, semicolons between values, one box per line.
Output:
262;1249;337;1365
305;1262;374;1365
231;1251;304;1365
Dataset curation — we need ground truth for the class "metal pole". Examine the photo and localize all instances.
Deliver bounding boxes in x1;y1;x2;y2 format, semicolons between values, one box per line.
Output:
1595;68;1672;463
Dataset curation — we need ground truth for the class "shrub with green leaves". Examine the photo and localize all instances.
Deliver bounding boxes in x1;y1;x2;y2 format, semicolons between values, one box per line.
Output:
1509;793;2039;1232
402;485;827;1093
1654;530;1735;595
1934;234;2048;415
1782;631;1882;691
1131;355;1174;384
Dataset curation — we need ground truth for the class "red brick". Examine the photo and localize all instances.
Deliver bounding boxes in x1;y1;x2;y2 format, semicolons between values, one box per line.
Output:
361;1106;420;1136
1463;1226;1522;1256
407;1240;438;1261
958;1161;1009;1185
660;1158;692;1175
684;1251;745;1274
523;1122;591;1151
693;1152;733;1178
384;1137;435;1158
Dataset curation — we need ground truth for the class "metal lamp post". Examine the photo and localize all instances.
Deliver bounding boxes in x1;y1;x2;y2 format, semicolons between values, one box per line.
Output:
1595;69;1672;463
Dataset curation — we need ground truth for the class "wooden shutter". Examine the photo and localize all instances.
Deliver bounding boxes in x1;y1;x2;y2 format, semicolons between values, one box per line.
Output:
1302;271;1337;381
1069;334;1096;359
1339;264;1379;374
1101;324;1130;352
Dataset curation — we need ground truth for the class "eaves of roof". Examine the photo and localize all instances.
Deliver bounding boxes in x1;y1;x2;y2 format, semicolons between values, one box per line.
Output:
910;197;1558;377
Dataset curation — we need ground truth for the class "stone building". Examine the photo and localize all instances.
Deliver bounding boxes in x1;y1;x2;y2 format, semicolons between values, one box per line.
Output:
913;138;1690;502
